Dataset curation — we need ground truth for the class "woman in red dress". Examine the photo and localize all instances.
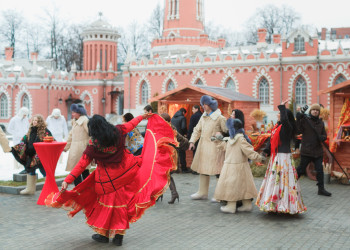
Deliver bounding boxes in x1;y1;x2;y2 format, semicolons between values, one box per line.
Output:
45;113;177;246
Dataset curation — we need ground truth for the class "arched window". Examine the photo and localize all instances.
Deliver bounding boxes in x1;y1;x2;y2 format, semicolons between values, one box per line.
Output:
167;80;175;91
141;81;148;104
225;78;236;92
295;77;307;106
0;94;8;118
259;78;269;105
22;94;30;110
294;35;305;51
335;75;346;85
195;79;203;85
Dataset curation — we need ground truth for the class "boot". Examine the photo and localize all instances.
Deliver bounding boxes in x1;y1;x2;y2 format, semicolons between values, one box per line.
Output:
237;199;253;212
190;174;209;200
92;234;109;243
220;201;237;214
318;186;332;196
168;176;179;204
211;177;220;203
20;174;37;195
112;234;124;246
156;194;163;202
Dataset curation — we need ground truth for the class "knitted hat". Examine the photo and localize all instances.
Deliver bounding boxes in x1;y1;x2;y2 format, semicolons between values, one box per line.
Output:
70;103;87;116
51;108;61;117
200;95;218;112
310;103;321;111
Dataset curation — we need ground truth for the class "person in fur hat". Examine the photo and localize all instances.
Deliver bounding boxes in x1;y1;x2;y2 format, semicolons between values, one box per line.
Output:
214;118;263;213
64;103;91;186
188;95;227;201
296;103;331;196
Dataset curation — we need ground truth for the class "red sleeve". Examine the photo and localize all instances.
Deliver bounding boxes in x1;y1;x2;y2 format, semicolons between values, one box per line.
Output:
118;116;143;135
64;154;92;184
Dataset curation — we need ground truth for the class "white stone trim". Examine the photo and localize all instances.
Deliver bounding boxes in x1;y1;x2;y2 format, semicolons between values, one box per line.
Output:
92;88;98;94
161;74;178;93
288;67;312;105
220;70;239;92
80;90;94;116
15;86;33;117
252;68;274;106
0;86;11;119
326;64;350;107
136;76;152;106
191;71;207;85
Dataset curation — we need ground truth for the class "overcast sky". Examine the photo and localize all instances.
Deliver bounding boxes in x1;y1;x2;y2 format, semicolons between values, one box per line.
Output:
2;0;350;32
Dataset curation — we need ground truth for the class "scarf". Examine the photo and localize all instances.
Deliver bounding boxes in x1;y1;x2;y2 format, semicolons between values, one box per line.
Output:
270;123;282;160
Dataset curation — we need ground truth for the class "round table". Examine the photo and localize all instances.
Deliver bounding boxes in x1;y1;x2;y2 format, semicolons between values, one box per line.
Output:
33;141;67;205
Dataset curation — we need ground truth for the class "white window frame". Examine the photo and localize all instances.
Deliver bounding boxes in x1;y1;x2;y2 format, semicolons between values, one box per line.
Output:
259;78;269;105
295;77;307;106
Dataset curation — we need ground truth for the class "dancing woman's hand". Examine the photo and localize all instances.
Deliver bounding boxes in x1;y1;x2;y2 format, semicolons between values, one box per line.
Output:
142;113;153;120
61;181;68;190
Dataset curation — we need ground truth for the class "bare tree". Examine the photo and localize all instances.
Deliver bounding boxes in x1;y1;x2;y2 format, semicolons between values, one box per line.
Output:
56;24;85;71
118;22;149;63
43;8;62;69
244;4;301;44
148;3;163;40
23;23;45;59
0;9;23;57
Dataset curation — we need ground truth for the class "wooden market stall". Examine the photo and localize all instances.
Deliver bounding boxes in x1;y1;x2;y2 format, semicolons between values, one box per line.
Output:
319;79;350;175
149;84;261;166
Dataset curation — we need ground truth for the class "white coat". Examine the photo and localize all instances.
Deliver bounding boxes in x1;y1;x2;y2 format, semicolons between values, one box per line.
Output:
8;115;29;145
46;115;69;142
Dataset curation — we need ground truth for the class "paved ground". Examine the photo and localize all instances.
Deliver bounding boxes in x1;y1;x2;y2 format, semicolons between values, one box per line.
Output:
1;173;349;250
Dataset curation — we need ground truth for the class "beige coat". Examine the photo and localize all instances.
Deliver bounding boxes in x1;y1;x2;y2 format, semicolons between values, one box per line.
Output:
0;127;11;153
214;134;262;202
64;116;91;171
189;109;227;175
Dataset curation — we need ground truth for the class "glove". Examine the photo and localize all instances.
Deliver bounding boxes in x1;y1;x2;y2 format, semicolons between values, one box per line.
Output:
260;155;267;164
296;112;305;120
319;135;327;142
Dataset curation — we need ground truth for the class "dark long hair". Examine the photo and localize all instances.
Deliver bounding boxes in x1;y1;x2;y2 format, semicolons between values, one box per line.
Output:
286;109;297;142
88;115;120;147
233;109;245;128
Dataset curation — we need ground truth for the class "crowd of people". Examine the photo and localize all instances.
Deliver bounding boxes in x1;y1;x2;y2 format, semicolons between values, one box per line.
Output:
0;95;333;246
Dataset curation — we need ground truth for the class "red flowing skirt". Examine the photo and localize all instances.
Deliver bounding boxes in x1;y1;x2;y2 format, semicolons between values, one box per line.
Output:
45;115;177;238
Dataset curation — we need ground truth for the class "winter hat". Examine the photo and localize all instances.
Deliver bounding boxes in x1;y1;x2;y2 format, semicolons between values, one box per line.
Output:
226;118;243;139
200;95;218;112
17;107;29;118
51;108;61;117
310;103;321;112
70;103;87;116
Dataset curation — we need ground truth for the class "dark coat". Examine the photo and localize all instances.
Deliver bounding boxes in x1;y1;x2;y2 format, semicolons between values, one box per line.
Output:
187;110;202;138
263;105;293;156
171;110;187;136
296;113;327;158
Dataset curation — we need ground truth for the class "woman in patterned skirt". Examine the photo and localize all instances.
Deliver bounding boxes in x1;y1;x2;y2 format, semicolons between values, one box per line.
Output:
256;99;307;214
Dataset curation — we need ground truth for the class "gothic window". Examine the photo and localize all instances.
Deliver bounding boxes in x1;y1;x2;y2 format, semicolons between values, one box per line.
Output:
22;94;30;110
294;35;305;51
259;78;269;105
335;75;346;85
197;0;203;20
141;81;149;104
0;94;8;118
225;78;236;92
195;79;203;85
167;80;175;91
169;0;179;19
295;77;307;106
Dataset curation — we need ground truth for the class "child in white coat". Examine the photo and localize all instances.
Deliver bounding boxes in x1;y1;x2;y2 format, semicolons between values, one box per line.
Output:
214;118;264;214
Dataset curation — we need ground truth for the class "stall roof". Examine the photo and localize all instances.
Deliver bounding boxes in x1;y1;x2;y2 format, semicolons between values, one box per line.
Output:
319;80;350;95
149;84;260;103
